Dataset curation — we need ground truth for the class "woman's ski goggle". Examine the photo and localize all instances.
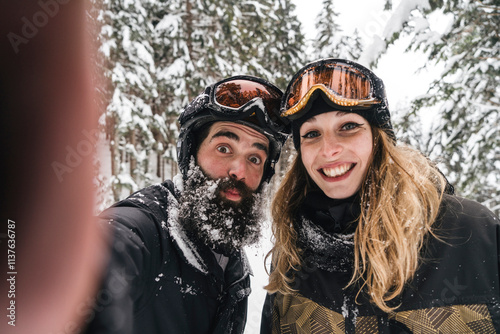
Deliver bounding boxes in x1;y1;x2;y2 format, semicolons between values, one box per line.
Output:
281;59;383;119
208;76;287;132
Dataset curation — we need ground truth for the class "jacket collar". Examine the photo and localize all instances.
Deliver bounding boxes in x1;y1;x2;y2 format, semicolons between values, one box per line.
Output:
300;190;361;234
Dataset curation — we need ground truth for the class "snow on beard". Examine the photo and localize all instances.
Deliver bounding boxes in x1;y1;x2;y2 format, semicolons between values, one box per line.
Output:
178;162;264;256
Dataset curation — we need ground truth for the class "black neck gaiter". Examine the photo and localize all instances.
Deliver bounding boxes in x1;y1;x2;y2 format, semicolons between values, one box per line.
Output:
294;191;361;273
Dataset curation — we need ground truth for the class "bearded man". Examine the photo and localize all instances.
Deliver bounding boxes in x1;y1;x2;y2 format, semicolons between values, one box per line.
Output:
84;76;289;334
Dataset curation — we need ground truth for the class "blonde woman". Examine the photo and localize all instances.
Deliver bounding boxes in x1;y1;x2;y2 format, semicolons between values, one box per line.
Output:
261;58;500;333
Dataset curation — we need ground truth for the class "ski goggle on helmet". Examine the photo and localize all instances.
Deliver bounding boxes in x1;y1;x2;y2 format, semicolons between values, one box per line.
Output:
177;75;290;184
179;75;289;134
280;58;394;145
281;58;386;118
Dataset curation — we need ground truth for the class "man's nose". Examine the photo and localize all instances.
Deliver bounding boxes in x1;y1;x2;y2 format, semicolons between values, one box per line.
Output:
228;158;246;181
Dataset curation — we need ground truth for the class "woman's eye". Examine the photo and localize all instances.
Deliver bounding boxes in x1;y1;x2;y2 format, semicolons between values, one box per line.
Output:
342;122;362;131
217;145;231;154
249;156;262;165
301;130;320;139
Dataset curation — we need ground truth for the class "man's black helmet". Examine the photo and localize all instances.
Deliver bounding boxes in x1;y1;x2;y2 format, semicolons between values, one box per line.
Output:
177;75;290;184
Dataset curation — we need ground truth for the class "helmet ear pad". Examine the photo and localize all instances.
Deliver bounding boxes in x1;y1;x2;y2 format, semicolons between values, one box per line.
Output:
176;114;214;178
192;123;213;154
182;121;213;172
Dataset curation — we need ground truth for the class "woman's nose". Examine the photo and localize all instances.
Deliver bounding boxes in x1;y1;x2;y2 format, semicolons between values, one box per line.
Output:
321;136;343;157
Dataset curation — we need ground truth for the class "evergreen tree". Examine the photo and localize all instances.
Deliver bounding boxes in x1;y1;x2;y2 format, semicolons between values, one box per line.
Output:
88;0;116;210
92;0;309;204
374;0;500;214
96;0;170;203
260;0;306;89
256;0;306;186
313;0;363;60
413;0;499;214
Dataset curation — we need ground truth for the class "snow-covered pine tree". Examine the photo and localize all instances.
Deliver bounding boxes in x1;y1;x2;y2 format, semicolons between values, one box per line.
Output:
410;0;499;215
313;0;363;60
255;0;306;185
371;0;499;215
147;0;181;181
96;0;243;204
153;0;303;183
88;0;117;211
258;0;306;89
93;0;310;204
97;0;164;202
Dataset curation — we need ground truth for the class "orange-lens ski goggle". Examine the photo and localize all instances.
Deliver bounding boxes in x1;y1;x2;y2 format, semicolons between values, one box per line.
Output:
211;76;284;130
179;76;288;134
281;59;383;119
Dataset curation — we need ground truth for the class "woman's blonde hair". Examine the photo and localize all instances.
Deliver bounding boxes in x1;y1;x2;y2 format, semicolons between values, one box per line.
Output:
265;127;447;312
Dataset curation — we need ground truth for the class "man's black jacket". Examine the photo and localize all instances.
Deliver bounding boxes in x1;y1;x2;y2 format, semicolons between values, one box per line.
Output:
85;179;251;334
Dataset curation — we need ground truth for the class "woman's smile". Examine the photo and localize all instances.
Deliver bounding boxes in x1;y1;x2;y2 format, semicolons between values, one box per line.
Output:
300;111;373;199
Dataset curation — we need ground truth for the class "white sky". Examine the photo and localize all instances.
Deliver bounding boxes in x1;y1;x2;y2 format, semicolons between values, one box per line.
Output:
296;0;384;43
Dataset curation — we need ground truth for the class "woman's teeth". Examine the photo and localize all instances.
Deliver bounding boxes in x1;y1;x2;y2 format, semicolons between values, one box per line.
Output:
322;164;353;177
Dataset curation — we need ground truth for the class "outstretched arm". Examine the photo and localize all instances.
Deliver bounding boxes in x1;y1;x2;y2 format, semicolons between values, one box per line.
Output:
1;1;106;333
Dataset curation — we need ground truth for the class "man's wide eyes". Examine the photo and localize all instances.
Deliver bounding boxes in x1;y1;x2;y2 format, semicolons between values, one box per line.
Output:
217;145;231;153
216;145;264;165
249;156;262;165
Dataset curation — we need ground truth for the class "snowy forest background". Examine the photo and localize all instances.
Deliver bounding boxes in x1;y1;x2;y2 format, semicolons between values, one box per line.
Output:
89;0;499;218
85;0;499;331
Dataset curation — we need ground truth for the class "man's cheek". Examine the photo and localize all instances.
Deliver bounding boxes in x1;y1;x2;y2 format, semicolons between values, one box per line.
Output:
249;172;264;191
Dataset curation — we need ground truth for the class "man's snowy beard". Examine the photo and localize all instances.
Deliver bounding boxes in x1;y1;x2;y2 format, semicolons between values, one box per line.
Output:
178;163;264;256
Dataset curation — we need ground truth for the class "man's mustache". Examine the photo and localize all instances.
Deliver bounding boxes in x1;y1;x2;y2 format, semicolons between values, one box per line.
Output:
216;178;253;201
